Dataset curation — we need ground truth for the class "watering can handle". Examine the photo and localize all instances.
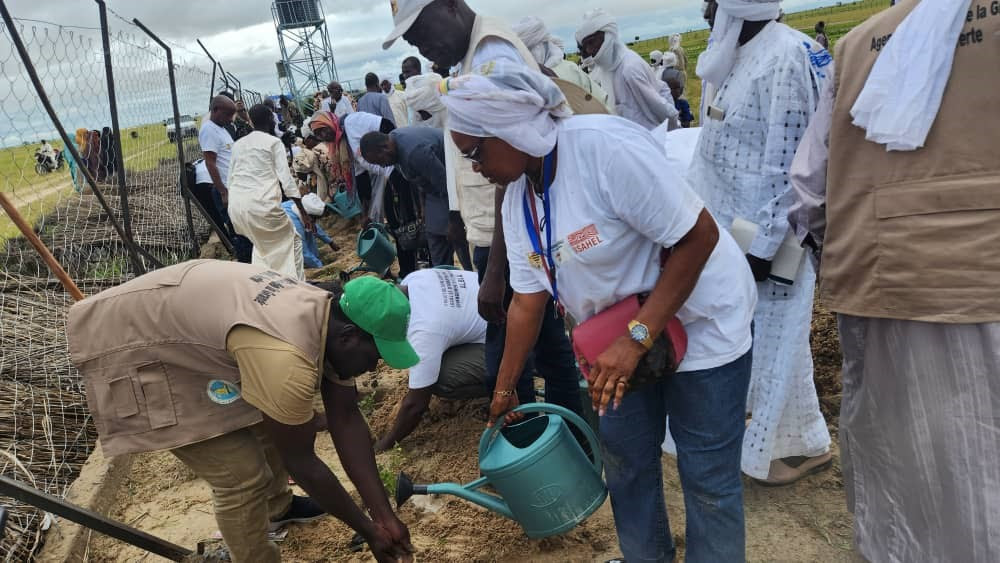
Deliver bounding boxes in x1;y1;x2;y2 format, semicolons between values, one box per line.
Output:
478;404;603;476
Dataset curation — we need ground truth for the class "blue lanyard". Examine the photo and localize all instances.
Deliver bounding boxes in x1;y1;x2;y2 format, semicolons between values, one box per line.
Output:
521;149;558;305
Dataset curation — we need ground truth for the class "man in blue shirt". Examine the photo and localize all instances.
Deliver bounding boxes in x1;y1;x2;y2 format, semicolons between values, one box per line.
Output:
360;127;472;270
356;73;397;126
281;194;339;269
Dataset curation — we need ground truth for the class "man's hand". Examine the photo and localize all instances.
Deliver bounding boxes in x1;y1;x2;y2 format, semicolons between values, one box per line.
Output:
487;391;520;428
367;517;414;563
746;254;772;282
302;214;316;234
588;335;645;416
478;271;506;324
328;240;342;252
218;187;229;207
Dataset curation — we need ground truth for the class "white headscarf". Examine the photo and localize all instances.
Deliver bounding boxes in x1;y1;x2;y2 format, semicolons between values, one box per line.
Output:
661;51;679;69
575;8;625;73
669;34;682;50
696;0;781;89
438;62;573;157
650;50;663;65
512;16;566;69
403;73;447;128
851;0;973;151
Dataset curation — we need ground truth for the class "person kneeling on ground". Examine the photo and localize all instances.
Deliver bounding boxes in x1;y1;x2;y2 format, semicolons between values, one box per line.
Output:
374;268;488;452
67;261;416;563
281;192;341;269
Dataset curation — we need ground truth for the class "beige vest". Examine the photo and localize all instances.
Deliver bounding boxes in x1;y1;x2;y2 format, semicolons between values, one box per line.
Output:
445;16;540;247
821;1;1000;323
68;260;331;456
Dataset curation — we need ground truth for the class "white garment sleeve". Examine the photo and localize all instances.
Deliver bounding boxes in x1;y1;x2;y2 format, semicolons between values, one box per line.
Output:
272;138;301;199
502;180;548;295
789;71;835;255
603;142;704;249
748;57;823;260
407;329;446;389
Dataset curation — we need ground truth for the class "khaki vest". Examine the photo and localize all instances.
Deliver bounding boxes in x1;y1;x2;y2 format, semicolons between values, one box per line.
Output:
68;260;331;456
445;16;541;247
821;0;1000;323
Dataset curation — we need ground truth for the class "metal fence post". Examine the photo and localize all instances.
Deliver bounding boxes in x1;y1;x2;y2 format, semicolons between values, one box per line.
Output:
132;17;212;262
95;0;144;276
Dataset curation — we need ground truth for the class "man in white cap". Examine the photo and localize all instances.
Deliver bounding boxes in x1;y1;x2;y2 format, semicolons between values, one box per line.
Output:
575;8;678;130
788;1;998;560
513;16;611;111
382;0;586;422
281;192;339;269
686;0;834;486
649;49;663;67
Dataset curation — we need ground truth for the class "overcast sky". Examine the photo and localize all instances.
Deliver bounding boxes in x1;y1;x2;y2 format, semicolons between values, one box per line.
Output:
7;0;831;98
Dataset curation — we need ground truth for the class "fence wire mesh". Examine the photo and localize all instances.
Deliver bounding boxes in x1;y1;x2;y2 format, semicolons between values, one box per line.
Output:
0;6;250;559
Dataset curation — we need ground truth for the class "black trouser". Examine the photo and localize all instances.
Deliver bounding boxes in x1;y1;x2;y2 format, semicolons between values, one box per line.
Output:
192;182;252;263
384;169;426;278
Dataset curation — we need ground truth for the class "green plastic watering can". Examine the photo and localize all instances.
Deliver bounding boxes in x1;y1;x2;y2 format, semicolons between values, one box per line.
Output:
325;185;361;220
396;404;606;538
355;223;396;276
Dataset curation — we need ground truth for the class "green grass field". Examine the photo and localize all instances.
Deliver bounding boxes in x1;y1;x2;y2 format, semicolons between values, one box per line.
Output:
628;0;889;125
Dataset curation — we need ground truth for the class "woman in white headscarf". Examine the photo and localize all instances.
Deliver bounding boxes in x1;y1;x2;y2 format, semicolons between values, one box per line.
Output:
575;8;678;130
669;33;687;72
440;62;757;562
513;15;611;110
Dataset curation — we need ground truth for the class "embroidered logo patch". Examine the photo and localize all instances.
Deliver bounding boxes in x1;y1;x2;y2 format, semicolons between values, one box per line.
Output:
207;380;242;405
567;224;603;254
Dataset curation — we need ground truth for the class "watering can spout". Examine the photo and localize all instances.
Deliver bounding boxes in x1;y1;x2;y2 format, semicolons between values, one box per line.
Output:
394;472;514;519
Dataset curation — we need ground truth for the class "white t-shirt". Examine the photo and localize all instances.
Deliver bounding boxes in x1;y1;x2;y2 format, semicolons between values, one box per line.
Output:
401;269;487;389
502;115;757;372
344;111;392;177
322;96;355;119
197;120;234;185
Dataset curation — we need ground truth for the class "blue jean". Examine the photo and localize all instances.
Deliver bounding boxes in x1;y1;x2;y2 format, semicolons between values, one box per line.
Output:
473;246;582;417
600;351;752;562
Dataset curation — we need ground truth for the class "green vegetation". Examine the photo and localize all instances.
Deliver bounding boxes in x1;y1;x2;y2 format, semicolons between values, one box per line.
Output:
377;443;406;498
627;0;889;125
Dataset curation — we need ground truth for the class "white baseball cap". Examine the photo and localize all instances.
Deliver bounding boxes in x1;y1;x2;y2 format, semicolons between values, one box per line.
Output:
382;0;435;50
302;193;326;217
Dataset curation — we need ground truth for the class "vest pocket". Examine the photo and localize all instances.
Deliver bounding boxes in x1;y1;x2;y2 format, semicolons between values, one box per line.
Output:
108;375;139;418
135;362;177;430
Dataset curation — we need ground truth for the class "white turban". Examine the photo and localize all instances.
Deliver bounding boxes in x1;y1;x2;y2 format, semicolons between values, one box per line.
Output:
661;51;678;69
697;0;781;89
438;62;573;157
575;8;624;73
301;193;326;217
513;16;566;69
403;73;447;128
649;50;663;65
851;0;973;151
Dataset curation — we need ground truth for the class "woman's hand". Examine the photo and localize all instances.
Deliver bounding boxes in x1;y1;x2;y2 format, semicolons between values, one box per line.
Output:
487;391;520;428
588;335;646;415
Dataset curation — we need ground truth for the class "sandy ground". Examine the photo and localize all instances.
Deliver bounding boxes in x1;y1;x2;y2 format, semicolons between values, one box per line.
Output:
84;216;857;562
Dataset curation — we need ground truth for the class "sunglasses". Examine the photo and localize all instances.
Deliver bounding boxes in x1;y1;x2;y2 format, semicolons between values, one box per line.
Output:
462;139;485;165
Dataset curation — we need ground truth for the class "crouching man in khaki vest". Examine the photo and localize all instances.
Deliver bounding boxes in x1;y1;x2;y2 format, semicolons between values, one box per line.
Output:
67;260;416;562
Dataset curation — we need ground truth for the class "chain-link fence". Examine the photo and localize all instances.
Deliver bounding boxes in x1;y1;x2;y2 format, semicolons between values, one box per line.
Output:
0;2;257;558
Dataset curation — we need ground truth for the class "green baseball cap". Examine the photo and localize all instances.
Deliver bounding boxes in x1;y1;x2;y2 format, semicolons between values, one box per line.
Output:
339;276;419;369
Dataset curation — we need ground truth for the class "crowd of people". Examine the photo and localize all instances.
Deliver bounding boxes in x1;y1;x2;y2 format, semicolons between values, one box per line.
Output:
67;0;997;562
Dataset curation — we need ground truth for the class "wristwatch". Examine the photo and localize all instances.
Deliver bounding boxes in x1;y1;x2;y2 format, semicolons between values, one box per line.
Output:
627;320;654;351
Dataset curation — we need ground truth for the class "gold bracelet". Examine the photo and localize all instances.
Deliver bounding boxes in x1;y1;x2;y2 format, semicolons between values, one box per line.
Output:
493;389;515;397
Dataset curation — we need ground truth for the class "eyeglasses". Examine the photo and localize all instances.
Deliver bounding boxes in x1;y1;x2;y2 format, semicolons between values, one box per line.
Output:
462;139;485;165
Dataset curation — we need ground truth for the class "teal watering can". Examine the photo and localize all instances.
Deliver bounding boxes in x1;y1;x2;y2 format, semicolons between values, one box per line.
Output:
325;186;361;220
395;404;606;538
